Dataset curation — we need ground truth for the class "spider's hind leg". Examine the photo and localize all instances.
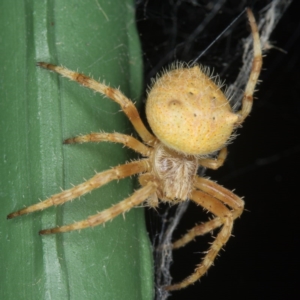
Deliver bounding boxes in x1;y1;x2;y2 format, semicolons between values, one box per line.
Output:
198;147;227;170
64;132;151;157
236;9;262;124
37;62;157;145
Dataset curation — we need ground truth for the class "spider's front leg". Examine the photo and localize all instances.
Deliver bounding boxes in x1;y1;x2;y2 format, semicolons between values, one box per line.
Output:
40;181;157;235
173;177;244;248
7;159;150;221
166;177;244;291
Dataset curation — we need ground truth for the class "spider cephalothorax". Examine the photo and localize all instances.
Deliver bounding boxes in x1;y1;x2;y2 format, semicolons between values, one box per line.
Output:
8;9;262;291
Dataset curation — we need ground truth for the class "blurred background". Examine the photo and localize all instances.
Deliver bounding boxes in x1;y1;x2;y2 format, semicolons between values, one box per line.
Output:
136;1;299;299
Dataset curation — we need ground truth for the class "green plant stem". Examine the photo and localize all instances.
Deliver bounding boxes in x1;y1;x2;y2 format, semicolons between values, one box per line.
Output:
0;1;153;299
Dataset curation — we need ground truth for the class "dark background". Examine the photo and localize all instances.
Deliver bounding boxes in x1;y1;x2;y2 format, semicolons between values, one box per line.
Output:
136;1;299;299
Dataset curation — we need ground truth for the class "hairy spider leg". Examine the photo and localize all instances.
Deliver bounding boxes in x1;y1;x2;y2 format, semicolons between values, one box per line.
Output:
64;132;151;157
237;8;263;124
194;177;244;212
198;147;228;170
37;62;157;146
40;181;157;235
173;217;224;249
7;160;149;219
173;176;244;249
166;188;235;291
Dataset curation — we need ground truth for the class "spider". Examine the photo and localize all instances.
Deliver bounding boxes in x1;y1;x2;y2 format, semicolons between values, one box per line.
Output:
7;9;262;291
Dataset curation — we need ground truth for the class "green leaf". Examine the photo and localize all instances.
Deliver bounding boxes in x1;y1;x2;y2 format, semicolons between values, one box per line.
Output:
0;1;153;299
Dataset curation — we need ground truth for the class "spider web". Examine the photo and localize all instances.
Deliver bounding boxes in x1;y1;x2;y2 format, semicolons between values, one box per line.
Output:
137;1;292;299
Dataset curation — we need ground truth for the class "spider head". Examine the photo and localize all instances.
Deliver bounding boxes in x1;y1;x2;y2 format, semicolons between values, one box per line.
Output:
146;64;238;156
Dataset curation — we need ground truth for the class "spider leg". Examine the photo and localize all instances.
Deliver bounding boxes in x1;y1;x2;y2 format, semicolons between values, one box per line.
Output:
7;160;150;219
64;132;152;157
166;177;244;291
138;173;159;207
198;147;227;170
37;62;157;146
166;189;235;291
173;217;223;250
39;182;157;234
237;9;262;124
173;176;244;249
194;176;244;213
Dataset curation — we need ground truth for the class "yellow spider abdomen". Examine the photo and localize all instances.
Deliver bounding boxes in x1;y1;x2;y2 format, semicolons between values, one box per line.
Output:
146;65;238;155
